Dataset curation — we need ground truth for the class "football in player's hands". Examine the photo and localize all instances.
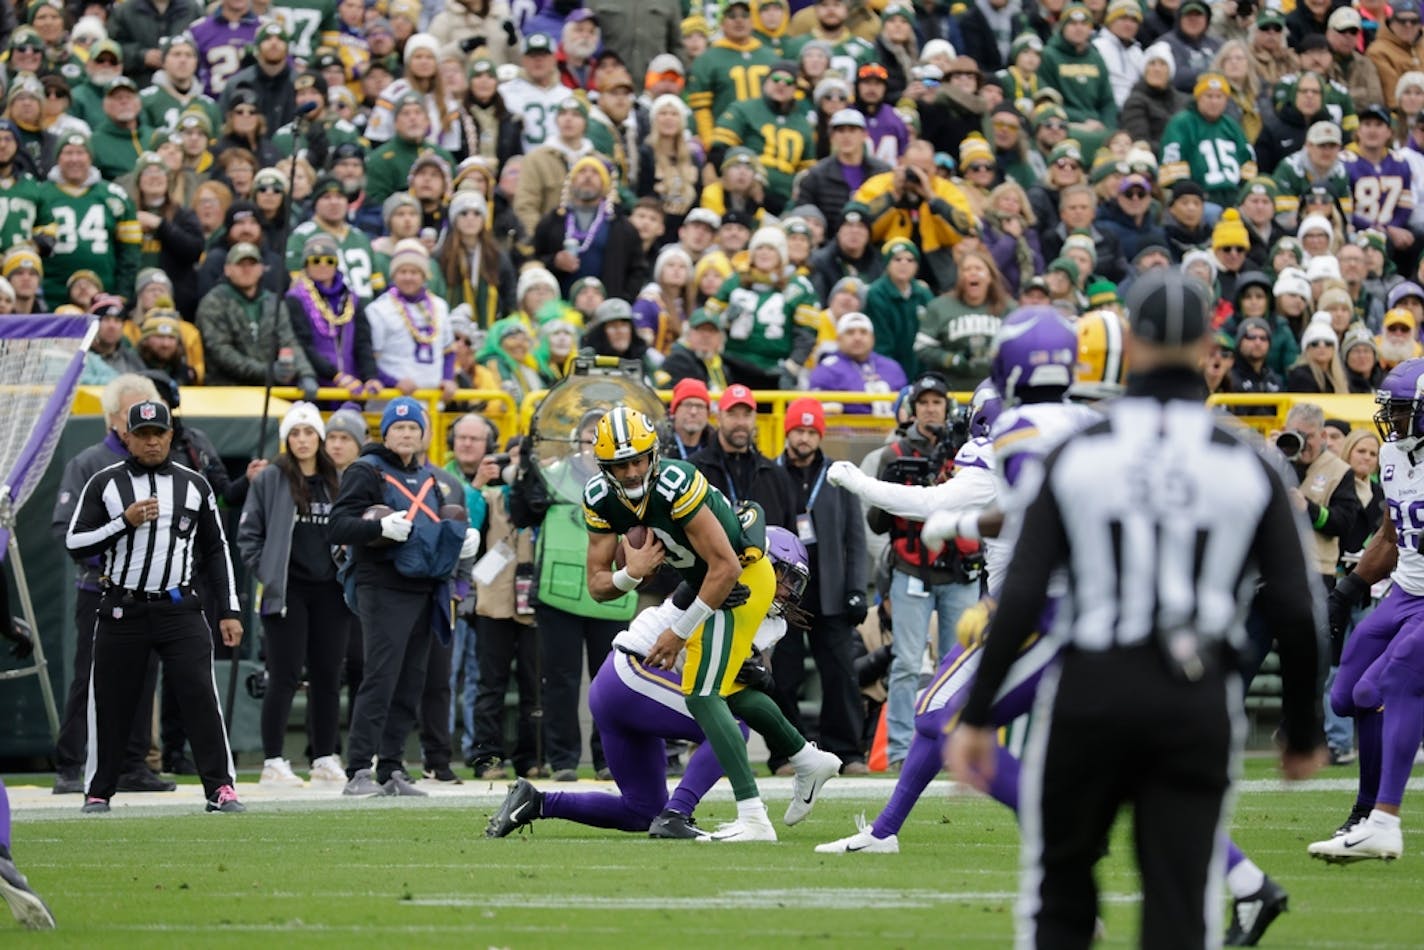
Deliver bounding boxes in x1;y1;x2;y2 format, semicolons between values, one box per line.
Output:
614;526;663;585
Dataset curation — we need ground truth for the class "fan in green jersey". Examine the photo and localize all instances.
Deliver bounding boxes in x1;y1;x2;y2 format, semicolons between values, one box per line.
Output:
36;132;141;301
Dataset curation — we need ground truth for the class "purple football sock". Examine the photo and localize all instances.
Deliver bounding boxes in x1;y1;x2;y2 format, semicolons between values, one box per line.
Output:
1378;668;1424;808
0;777;9;852
986;745;1021;813
540;790;649;833
1225;838;1245;872
870;729;942;839
1355;708;1383;813
667;740;727;817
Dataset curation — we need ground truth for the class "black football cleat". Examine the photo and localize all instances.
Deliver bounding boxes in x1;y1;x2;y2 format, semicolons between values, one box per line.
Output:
1225;875;1288;946
486;779;543;838
648;809;710;839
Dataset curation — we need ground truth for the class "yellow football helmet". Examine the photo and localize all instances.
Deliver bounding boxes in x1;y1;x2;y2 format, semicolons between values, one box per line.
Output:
593;407;660;500
1073;308;1128;400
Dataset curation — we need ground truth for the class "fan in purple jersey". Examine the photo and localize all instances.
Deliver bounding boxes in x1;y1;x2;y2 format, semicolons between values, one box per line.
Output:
1309;358;1424;864
190;0;262;96
1348;105;1416;249
484;528;815;840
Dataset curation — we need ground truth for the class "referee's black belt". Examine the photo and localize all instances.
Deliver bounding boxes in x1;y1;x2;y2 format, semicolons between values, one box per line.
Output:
101;585;196;603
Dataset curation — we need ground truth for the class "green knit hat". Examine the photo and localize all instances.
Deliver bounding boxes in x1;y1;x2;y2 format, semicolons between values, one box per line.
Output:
882;238;921;263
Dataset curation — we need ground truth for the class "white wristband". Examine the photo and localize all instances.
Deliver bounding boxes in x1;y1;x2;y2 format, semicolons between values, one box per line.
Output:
956;512;981;542
612;567;643;593
671;597;715;640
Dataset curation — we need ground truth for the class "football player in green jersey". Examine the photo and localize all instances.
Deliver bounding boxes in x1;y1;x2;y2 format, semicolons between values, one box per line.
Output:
584;407;841;842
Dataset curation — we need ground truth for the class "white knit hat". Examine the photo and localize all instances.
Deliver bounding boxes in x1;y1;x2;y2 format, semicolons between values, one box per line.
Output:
1180;247;1218;283
280;401;326;443
1298;213;1335;244
1305;254;1341;283
1143;41;1176;74
1299;312;1339;350
651;93;689;119
390;237;429;276
653;245;692;283
748;226;788;265
1273;267;1313;302
403;32;439;62
449;189;488;219
920;39;955;63
516;266;560;302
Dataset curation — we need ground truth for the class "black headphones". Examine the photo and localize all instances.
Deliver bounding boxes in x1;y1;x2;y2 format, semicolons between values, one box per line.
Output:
906;372;950;416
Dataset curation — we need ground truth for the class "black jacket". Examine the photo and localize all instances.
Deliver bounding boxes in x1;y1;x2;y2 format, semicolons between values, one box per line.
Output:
1254;103;1327;179
1041;222;1129;283
285;292;379;384
221;62;298;134
795;154;891;234
690;440;798;530
809;240;884;302
148;206;205;319
779;449;868;617
328;444;445;591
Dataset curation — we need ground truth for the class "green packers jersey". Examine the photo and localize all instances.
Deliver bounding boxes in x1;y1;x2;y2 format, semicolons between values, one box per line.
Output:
782;34;875;81
707;271;819;371
269;0;340;60
0;175;42;251
711;96;816;201
583;459;757;589
1159;108;1257;206
286;220;384;300
140;86;221;136
36;181;140;301
685;39;779;142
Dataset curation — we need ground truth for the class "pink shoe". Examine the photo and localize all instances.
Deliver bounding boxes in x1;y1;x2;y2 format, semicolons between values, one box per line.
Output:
206;784;246;813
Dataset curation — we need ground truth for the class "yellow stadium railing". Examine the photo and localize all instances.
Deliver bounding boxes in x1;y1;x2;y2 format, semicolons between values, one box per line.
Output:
1208;393;1379;436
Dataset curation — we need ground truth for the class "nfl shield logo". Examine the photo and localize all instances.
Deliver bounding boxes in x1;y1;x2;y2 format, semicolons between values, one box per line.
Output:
140;404;156;420
178;515;191;533
396;404;409;417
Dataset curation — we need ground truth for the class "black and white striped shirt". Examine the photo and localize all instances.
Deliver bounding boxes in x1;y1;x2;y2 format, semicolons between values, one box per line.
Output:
961;370;1325;749
65;457;240;616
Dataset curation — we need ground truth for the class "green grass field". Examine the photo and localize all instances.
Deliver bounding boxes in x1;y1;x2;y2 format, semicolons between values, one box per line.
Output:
6;762;1423;948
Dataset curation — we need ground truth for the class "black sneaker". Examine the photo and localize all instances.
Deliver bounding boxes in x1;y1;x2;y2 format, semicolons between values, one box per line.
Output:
80;797;109;814
1224;874;1288;946
51;770;83;795
117;769;177;793
162;754;198;775
422;765;463;784
486;778;543;838
0;848;56;929
648;809;709;839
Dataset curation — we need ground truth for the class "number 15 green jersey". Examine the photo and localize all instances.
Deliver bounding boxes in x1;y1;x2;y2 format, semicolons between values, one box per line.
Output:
583;459;761;589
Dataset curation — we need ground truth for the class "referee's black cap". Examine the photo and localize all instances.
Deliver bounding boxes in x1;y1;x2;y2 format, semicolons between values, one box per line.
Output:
127;400;172;433
1124;268;1211;347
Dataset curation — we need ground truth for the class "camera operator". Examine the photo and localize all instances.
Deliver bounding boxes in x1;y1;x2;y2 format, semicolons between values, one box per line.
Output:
866;372;978;769
1274;402;1362;598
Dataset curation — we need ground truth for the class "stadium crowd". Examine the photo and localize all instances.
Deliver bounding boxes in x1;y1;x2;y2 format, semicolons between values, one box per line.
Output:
12;0;1411;800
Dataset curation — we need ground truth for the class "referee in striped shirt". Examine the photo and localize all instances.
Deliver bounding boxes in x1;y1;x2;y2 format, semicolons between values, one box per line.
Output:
948;270;1325;949
65;400;247;814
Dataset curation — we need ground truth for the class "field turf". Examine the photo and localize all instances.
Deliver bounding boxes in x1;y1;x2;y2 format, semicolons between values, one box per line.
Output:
5;764;1423;947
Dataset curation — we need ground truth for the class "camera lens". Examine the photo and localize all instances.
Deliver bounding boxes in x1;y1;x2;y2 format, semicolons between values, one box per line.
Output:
1276;431;1303;461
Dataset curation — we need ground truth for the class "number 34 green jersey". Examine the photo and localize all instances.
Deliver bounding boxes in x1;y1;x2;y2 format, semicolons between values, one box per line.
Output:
583;459;765;589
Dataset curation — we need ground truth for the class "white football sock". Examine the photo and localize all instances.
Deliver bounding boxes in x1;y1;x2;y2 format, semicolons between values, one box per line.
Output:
1225;857;1265;899
789;744;821;770
1369;809;1402;829
737;797;767;820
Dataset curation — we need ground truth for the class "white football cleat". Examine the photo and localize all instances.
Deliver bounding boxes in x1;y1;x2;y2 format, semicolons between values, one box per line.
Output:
785;744;841;826
1308;815;1403;863
699;811;778;843
814;814;899;854
259;757;304;787
308;755;346;783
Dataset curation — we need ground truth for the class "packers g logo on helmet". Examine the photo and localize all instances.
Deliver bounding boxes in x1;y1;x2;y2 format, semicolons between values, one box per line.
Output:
593;407;660;501
1073;309;1128;399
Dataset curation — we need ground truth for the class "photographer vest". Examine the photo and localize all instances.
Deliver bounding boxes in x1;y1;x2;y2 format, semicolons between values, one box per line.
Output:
536;501;637;622
475;485;536;626
1301;451;1352;575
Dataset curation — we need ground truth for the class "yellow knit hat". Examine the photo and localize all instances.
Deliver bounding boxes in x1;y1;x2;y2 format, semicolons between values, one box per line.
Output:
568;155;612;194
958;134;994;168
1194;72;1230;99
1212;208;1250;250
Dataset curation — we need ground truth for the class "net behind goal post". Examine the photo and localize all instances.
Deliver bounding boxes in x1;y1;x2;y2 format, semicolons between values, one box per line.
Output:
0;314;97;739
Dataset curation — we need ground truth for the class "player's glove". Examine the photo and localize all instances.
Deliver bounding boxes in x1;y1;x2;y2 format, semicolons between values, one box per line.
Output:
379;511;413;542
845;590;868;626
1328;572;1369;638
955;599;995;650
827;460;867;489
720;583;751;610
734;650;775;691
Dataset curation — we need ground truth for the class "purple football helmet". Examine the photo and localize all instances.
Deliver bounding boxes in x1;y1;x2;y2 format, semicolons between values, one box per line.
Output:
1375;357;1424;451
988;306;1078;406
766;525;810;614
968;379;1003;439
